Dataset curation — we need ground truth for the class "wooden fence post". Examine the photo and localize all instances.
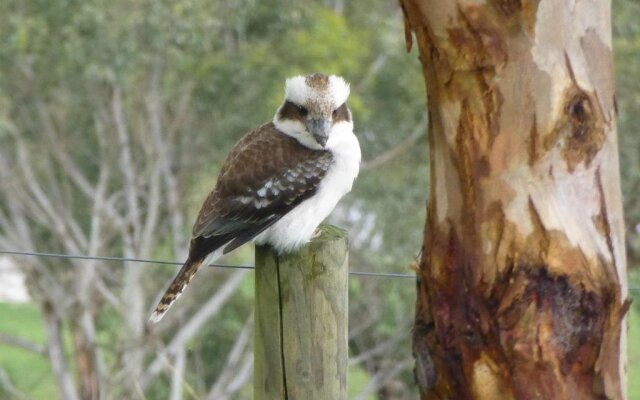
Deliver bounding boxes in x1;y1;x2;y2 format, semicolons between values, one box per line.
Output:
254;224;349;400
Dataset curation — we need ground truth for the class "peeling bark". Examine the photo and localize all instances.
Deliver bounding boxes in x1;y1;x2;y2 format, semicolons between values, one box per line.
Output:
400;1;628;399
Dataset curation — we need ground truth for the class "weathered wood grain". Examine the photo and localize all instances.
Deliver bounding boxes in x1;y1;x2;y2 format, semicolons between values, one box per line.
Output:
254;224;348;400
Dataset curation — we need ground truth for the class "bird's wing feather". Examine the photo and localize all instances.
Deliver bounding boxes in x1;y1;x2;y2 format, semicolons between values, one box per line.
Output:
150;124;332;323
191;123;333;256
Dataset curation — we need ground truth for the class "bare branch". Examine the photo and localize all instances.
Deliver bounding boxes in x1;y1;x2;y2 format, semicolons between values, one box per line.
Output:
0;366;28;400
35;111;125;231
353;359;413;400
166;82;195;141
141;270;248;388
349;327;407;366
354;54;388;92
94;276;123;310
206;314;254;400
0;333;46;356
361;114;427;171
169;346;186;400
144;60;187;258
13;139;85;254
225;352;253;396
42;302;81;400
111;84;142;246
0;165;69;307
139;158;162;258
109;84;150;385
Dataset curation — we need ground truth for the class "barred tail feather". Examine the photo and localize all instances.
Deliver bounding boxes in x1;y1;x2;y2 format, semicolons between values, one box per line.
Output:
149;258;204;323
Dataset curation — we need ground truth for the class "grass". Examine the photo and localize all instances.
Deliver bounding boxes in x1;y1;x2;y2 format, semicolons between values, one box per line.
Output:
629;303;640;399
628;269;640;400
348;365;376;400
0;303;57;399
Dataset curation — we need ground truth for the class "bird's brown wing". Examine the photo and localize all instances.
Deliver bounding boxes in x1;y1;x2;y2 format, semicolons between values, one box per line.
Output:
190;122;333;257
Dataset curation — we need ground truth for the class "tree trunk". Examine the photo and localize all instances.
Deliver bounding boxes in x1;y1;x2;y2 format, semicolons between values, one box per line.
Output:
399;1;629;399
42;301;81;400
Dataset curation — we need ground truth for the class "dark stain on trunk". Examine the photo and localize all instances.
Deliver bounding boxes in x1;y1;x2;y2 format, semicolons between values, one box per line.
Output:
416;227;620;399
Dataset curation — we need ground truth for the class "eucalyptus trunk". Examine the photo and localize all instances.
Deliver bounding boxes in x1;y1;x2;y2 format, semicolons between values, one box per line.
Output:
399;1;629;399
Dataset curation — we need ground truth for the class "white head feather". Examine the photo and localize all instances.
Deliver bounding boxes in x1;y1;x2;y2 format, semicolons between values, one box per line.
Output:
274;73;353;150
283;75;350;109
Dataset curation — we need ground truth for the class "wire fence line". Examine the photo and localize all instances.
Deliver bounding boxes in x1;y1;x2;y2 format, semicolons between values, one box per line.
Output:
1;249;639;291
0;249;416;279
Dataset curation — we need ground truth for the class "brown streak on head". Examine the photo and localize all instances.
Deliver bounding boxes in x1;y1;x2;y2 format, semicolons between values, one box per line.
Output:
305;73;330;89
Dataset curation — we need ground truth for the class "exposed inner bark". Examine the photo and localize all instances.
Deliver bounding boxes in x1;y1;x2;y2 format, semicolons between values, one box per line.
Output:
400;1;628;399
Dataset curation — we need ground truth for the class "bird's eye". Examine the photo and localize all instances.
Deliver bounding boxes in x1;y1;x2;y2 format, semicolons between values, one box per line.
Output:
297;105;308;116
333;103;345;118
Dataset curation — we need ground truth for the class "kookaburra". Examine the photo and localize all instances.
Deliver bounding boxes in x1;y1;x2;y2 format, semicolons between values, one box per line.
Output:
150;73;361;322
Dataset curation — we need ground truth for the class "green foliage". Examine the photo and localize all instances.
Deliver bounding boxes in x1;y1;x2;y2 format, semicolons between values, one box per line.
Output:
349;364;377;400
629;269;640;398
630;307;640;399
614;0;640;269
0;304;56;399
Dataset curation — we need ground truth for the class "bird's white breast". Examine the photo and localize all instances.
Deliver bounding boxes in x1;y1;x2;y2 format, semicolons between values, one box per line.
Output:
255;122;361;253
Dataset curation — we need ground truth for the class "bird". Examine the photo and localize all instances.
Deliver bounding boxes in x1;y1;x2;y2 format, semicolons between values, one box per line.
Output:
149;73;361;323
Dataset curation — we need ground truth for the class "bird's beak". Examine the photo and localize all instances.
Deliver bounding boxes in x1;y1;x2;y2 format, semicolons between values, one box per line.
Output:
306;118;331;147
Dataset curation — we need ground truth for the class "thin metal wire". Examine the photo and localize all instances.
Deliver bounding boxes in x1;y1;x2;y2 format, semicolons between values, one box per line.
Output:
1;250;639;290
0;250;415;279
0;250;252;270
348;271;415;279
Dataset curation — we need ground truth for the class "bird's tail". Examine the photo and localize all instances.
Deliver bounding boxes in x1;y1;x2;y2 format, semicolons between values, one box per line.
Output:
149;257;204;323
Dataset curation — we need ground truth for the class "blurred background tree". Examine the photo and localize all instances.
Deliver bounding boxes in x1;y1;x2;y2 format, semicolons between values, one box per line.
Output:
0;0;637;399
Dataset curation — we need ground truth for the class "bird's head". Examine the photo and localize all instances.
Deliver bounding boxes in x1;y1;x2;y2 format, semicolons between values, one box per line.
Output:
273;73;352;150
